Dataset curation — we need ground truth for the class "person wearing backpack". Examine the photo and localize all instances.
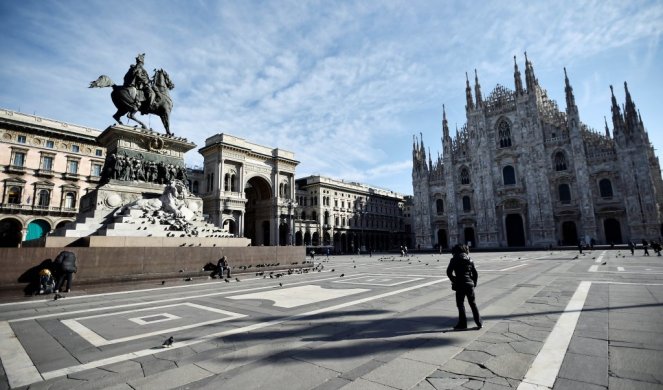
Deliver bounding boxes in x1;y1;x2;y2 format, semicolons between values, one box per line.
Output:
446;244;482;330
54;251;77;293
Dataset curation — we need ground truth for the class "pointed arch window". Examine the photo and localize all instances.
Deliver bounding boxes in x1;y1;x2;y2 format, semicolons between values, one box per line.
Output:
558;184;571;204
502;165;516;185
599;179;613;198
554;151;567;171
460;168;470;185
498;119;512;148
462;196;472;212
436;199;444;215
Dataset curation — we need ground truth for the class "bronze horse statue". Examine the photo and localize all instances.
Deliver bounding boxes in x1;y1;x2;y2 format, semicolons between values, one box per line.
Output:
89;69;175;135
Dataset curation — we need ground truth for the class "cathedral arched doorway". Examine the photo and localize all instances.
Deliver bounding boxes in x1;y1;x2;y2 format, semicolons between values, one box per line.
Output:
0;218;23;247
505;214;526;247
295;231;303;246
312;232;320;246
244;176;272;246
323;232;331;246
561;221;578;245
604;218;622;244
463;227;475;247
437;229;448;249
304;232;311;246
341;233;347;253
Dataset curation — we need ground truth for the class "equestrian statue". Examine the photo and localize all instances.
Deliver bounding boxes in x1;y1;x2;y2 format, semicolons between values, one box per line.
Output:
89;53;175;135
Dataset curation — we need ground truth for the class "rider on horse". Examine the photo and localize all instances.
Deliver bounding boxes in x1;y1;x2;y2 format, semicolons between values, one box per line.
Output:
123;53;156;112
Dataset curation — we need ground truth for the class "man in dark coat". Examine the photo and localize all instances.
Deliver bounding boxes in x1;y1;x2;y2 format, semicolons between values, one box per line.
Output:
446;244;482;330
211;256;231;279
54;251;77;293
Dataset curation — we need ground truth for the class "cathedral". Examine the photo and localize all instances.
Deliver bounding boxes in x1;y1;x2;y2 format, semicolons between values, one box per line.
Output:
411;55;663;249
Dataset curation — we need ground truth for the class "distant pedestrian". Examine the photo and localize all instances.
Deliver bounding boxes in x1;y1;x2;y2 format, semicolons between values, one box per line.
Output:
326;248;330;259
590;238;595;250
652;241;662;256
54;250;77;293
310;250;315;261
628;241;635;255
404;246;408;256
211;256;231;279
577;240;583;254
642;239;650;256
446;244;482;330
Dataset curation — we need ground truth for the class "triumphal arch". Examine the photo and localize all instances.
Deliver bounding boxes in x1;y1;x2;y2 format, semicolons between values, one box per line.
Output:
199;133;298;246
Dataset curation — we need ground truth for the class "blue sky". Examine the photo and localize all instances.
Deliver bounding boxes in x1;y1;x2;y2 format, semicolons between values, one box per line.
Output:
1;1;662;195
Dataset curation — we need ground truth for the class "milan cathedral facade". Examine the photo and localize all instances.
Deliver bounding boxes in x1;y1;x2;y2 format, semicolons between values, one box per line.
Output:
412;55;663;249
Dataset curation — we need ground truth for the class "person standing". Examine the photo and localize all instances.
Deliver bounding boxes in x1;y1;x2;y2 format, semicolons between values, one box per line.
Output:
642;239;650;256
54;250;77;293
446;244;482;330
628;241;635;255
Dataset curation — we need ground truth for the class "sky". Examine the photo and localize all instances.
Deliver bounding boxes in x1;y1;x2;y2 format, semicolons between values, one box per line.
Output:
1;1;662;195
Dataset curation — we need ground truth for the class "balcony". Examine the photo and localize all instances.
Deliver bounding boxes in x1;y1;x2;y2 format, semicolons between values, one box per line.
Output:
35;169;55;178
63;172;79;180
5;164;26;174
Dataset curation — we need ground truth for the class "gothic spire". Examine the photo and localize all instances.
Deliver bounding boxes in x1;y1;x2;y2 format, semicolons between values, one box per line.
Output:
442;104;450;139
623;81;639;133
604;116;611;138
524;51;537;92
610;85;624;133
564;67;576;112
474;69;483;108
465;72;474;110
513;55;524;95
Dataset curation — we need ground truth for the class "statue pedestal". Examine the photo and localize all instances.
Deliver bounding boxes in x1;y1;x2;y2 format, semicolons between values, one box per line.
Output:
48;125;248;247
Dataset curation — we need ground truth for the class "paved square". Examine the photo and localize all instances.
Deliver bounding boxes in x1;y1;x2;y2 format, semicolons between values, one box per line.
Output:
61;302;245;346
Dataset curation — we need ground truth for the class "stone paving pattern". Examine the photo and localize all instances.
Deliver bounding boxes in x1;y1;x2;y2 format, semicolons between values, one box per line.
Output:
0;249;661;389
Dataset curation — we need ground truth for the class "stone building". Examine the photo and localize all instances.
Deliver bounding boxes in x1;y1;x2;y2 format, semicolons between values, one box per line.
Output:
294;175;407;253
412;56;663;249
198;133;298;246
0;109;104;246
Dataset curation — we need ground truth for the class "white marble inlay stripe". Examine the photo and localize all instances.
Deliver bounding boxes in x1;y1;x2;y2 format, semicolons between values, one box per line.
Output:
129;313;181;325
517;281;591;390
0;321;43;388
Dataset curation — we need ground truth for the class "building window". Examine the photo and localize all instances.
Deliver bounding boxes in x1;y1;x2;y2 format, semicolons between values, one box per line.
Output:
11;151;26;167
46;140;54;148
64;192;76;209
498;119;512;148
312;211;317;221
554;151;567;171
559;184;571;204
95;149;103;157
301;211;307;220
71;145;80;153
599;179;613;198
192;181;199;193
503;165;516;185
67;159;79;174
462;196;471;211
91;163;102;177
40;155;54;171
7;186;22;204
436;199;444;215
460;168;470;185
17;135;26;144
37;189;50;208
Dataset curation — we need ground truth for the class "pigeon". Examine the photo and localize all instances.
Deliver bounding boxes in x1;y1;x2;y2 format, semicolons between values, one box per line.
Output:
340;273;345;277
161;281;165;285
331;269;335;272
54;293;64;300
162;336;174;348
601;261;607;265
224;279;229;283
179;269;184;273
184;277;192;281
354;265;356;268
279;282;283;287
235;278;240;282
